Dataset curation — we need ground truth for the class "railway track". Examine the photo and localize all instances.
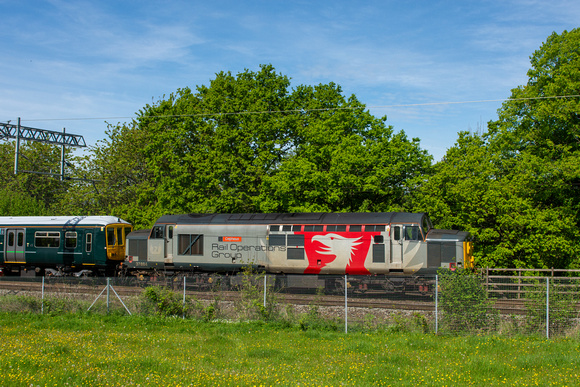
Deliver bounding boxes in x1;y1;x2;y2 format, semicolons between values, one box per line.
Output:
0;279;535;314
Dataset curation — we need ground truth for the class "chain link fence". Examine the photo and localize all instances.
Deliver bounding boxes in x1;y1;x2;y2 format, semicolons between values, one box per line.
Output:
0;271;578;337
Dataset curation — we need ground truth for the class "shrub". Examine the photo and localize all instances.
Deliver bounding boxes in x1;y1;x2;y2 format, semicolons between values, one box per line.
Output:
438;269;498;334
140;286;188;318
524;278;579;336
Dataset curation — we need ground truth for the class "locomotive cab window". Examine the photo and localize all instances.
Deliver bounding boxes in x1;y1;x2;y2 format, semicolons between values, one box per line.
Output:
107;228;116;246
151;226;164;239
404;226;421;241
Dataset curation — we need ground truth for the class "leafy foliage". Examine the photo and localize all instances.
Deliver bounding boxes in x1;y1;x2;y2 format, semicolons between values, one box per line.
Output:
524;279;580;336
0;141;73;215
65;65;431;228
140;286;188;318
438;270;498;333
412;29;580;269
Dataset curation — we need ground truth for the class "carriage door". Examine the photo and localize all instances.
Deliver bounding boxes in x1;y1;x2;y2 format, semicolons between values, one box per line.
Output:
390;225;403;269
6;229;25;263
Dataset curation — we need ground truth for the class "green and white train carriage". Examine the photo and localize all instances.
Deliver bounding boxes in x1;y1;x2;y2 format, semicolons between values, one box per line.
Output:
0;216;132;276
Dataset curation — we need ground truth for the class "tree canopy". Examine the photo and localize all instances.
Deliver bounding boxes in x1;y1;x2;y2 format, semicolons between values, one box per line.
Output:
68;64;431;228
411;28;580;269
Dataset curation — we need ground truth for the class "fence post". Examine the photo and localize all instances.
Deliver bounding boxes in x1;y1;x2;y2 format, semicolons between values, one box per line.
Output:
106;278;110;314
435;275;438;335
41;276;45;315
344;274;348;334
263;274;267;308
546;277;550;339
183;276;186;319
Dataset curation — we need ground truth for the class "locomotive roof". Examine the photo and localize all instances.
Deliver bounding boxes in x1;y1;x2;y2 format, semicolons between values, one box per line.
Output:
0;216;130;227
155;212;428;225
426;229;470;242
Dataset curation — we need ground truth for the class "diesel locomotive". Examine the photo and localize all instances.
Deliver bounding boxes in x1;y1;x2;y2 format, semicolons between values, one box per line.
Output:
0;216;132;276
122;212;474;281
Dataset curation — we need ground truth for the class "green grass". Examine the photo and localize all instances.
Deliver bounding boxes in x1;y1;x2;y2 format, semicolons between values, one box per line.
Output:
0;313;579;386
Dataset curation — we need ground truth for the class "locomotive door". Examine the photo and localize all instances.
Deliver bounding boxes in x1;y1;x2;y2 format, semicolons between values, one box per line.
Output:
5;229;25;263
391;225;403;268
148;224;174;263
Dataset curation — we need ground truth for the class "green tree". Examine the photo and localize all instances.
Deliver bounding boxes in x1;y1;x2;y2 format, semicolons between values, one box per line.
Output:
59;122;155;227
75;64;432;227
411;29;580;269
259;84;432;212
0;141;71;215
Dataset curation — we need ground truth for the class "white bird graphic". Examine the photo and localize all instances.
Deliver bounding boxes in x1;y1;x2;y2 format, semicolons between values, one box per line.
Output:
311;234;363;270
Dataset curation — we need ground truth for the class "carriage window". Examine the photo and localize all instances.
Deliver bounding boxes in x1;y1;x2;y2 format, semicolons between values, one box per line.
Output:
35;232;60;248
292;225;302;232
117;228;123;246
282;225;292;232
304;225;323;232
86;233;93;253
124;227;132;243
65;232;77;248
178;234;203;255
269;225;280;232
366;225;386;232
269;234;286;246
107;228;116;246
350;225;362;232
405;226;421;241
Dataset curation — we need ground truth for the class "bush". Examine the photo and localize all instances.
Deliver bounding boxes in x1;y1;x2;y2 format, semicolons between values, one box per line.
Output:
235;266;280;322
438;269;498;333
524;278;579;336
139;286;188;318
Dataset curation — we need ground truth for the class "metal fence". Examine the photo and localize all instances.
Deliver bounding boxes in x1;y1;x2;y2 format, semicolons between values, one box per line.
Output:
0;272;578;338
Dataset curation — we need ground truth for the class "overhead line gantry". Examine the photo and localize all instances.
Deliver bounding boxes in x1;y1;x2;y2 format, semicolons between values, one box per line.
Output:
0;117;87;180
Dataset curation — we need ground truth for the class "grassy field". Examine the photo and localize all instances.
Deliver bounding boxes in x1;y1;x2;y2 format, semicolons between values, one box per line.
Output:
0;313;578;386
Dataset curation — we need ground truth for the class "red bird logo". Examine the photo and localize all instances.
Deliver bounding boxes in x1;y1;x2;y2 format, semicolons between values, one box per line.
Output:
302;232;376;274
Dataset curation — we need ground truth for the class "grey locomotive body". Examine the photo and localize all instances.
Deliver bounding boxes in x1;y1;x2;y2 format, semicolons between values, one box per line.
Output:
122;212;473;276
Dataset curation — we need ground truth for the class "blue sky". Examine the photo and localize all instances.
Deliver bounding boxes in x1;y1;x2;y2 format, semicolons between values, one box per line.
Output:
1;0;578;161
